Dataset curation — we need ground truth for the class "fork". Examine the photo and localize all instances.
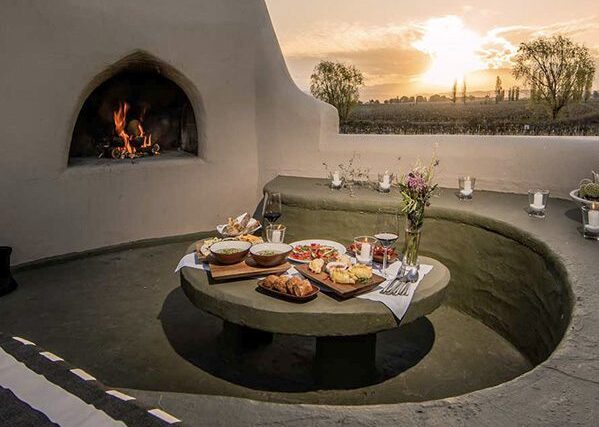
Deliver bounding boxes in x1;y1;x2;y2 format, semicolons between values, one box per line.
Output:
381;264;406;294
395;266;420;296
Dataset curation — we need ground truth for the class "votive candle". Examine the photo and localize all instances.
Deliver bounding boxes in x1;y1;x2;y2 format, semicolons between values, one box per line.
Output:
587;203;599;232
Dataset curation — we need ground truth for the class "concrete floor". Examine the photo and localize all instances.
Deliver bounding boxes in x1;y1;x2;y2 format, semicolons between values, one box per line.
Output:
0;240;531;405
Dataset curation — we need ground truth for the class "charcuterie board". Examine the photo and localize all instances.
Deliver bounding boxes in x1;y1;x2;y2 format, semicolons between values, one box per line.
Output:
295;264;385;299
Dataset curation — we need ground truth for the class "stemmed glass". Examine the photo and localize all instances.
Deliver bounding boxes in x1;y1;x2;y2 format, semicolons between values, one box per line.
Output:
374;209;400;277
262;192;282;225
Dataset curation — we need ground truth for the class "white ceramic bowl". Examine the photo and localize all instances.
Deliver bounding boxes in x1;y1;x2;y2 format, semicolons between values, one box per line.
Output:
570;189;598;207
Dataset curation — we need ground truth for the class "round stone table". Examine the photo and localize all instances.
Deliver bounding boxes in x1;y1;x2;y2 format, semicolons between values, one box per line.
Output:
180;243;450;387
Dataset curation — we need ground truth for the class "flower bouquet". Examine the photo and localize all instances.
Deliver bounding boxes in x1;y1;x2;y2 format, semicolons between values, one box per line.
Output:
398;154;439;268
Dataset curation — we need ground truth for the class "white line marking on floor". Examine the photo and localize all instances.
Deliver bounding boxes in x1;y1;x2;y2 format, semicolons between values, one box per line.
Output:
148;408;181;424
70;368;96;381
12;337;35;345
39;352;64;362
106;390;135;401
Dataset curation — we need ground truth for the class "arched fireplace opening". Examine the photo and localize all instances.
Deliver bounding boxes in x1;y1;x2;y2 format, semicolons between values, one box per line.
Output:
69;65;198;164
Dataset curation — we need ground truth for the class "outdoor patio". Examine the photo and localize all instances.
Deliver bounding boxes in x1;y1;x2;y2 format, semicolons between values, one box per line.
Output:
1;1;598;426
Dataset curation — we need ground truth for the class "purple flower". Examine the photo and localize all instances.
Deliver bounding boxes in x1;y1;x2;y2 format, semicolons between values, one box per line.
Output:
407;173;426;192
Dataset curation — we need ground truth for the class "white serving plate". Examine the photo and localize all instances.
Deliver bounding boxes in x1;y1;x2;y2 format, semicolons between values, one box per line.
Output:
569;189;598;207
287;239;347;263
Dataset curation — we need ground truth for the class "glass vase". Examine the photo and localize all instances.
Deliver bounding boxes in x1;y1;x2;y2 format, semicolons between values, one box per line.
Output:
402;206;424;268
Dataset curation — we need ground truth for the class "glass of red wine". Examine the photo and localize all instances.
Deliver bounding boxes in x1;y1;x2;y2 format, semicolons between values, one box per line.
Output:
263;192;282;224
374;209;400;277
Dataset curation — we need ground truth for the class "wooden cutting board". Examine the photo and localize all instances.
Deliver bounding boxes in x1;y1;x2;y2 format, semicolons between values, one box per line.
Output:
295;264;385;299
209;257;291;280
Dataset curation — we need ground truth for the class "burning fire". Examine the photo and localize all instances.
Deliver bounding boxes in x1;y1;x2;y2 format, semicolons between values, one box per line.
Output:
112;102;153;158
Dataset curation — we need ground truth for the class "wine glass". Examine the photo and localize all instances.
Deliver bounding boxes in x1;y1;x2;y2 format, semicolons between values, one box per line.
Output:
374;209;400;277
262;192;282;225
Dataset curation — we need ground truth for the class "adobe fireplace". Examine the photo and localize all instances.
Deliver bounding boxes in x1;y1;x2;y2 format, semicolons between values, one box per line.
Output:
69;67;198;164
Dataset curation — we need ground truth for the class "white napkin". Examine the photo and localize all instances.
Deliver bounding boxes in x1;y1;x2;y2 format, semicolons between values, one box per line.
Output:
174;253;210;273
358;261;433;321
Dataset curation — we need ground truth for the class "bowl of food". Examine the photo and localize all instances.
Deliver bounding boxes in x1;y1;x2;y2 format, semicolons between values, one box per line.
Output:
210;240;252;265
250;243;292;267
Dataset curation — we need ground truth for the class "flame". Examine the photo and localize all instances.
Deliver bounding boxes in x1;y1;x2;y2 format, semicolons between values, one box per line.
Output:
137;123;152;148
112;101;152;156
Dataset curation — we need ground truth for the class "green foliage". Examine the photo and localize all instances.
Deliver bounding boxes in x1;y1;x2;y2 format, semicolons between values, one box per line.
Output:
341;99;599;135
580;182;599;200
512;35;596;120
310;61;364;123
579;172;599;200
495;76;504;103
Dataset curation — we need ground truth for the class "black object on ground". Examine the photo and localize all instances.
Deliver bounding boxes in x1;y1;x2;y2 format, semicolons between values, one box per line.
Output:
0;246;17;297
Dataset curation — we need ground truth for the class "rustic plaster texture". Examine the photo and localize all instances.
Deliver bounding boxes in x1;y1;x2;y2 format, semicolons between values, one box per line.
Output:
265;177;572;364
2;0;599;265
0;0;266;264
2;177;596;424
127;177;594;425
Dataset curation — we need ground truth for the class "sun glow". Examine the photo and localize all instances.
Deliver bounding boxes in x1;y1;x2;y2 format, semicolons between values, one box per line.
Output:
413;16;503;88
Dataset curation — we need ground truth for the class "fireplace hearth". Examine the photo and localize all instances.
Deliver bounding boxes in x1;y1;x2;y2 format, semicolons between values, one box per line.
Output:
70;68;198;164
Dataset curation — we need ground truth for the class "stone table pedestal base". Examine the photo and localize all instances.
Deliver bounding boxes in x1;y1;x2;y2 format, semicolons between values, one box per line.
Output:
315;334;377;388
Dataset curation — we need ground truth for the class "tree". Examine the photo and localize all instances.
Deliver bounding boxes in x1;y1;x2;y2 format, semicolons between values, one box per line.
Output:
512;35;596;120
451;79;458;104
515;86;520;101
495;76;504;103
310;61;364;123
461;79;467;104
429;94;446;102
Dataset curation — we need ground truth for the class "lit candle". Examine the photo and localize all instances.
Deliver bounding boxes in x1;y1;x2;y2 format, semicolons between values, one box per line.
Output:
360;242;371;259
382;171;390;186
586;204;599;232
530;192;545;211
461;178;473;196
272;229;282;243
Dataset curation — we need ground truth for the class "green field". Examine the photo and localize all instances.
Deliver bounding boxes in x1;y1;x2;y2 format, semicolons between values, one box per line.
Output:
342;99;599;136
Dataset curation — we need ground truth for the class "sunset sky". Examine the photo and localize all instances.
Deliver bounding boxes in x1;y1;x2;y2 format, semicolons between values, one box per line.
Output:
265;0;599;100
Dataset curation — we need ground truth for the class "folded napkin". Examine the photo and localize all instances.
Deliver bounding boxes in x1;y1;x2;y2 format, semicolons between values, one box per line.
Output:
174;253;210;273
358;261;433;322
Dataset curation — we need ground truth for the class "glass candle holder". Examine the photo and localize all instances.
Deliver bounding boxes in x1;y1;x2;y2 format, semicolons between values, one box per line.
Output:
527;189;550;218
330;171;343;189
581;204;599;240
265;224;286;243
353;236;378;265
377;172;391;193
457;176;476;200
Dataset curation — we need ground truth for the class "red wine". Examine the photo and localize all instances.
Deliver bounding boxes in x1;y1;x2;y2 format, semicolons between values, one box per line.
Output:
264;211;281;223
375;233;398;247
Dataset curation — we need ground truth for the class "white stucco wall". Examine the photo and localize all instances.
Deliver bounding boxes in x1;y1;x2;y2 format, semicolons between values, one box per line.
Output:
0;0;262;264
1;0;598;264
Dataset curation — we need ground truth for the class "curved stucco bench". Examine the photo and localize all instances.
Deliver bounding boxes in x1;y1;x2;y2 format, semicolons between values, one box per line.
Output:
5;176;596;426
263;177;573;367
140;175;590;426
